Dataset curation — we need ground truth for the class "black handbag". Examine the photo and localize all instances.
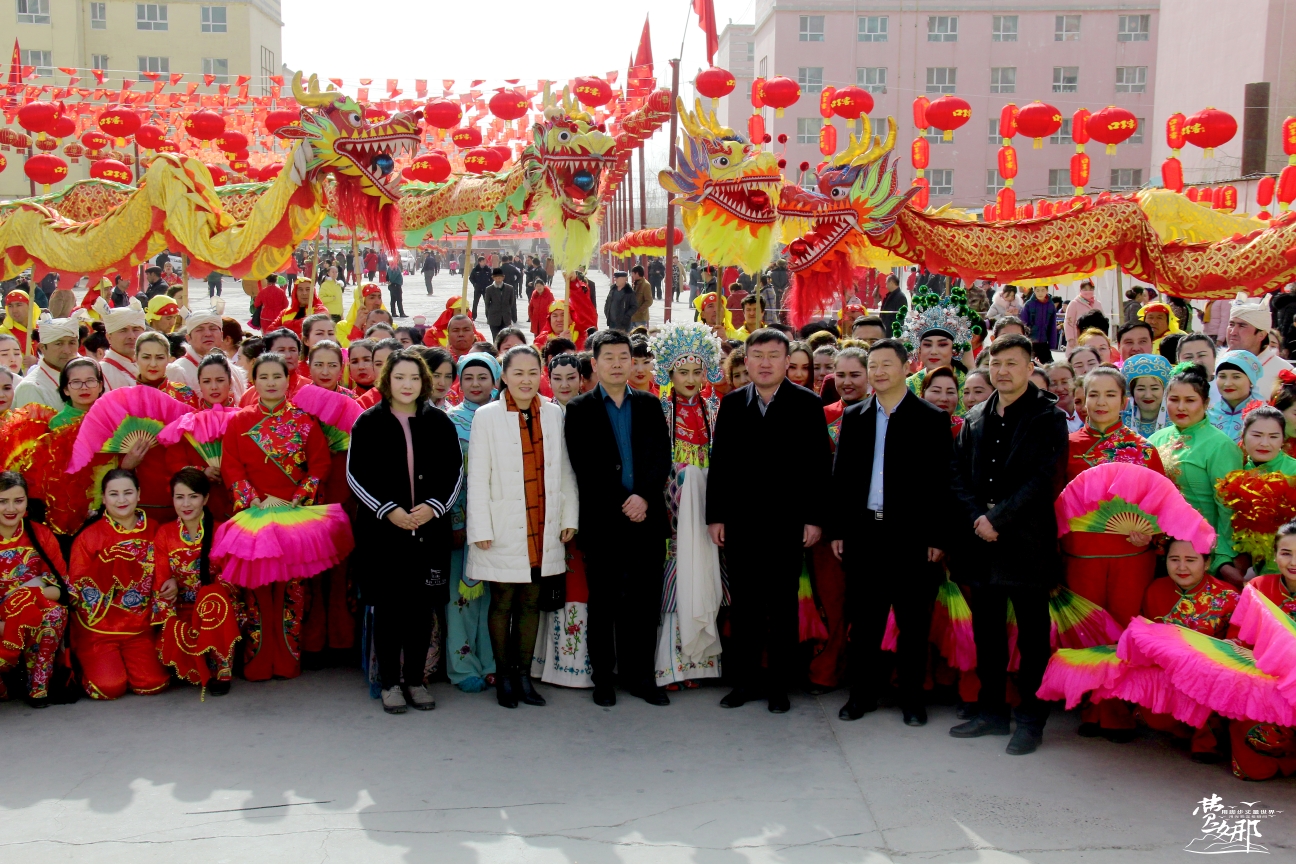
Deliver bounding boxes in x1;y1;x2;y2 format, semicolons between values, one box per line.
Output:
535;570;565;612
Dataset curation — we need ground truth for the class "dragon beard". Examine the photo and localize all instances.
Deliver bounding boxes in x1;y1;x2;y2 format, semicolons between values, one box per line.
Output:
783;232;872;328
329;173;400;252
684;203;778;276
531;187;599;273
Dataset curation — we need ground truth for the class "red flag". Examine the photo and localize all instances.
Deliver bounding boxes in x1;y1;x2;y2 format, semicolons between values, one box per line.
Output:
7;40;22;90
692;0;718;65
635;15;653;68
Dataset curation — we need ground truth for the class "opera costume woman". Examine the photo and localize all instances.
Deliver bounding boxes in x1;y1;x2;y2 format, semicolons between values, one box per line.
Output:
649;323;725;688
0;472;68;706
1150;364;1245;588
1119;354;1171;439
347;348;462;715
1207;349;1265;443
220;352;332;681
66;469;170;700
466;346;578;709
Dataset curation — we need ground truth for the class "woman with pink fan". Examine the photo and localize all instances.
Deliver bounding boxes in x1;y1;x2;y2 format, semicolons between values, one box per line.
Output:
163;354;239;521
214;351;338;682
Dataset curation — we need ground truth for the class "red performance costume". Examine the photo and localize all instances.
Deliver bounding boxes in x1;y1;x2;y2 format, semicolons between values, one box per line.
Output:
67;512;170;699
0;522;68;701
152;518;241;687
220;400;331;680
267;284;328;338
28;405;117;540
1227;573;1296;781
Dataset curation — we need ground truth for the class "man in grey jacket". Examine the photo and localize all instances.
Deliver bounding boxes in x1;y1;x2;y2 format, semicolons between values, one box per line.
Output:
604;271;637;331
483;267;517;338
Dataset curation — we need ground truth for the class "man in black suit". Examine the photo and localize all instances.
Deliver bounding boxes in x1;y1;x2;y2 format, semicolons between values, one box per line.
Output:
468;256;492;319
564;330;672;706
832;338;952;727
949;333;1068;755
501;255;523;319
707;329;833;713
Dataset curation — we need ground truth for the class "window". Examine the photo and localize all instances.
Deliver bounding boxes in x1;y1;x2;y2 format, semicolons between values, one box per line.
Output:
91;54;109;72
136;3;167;30
260;45;275;93
138;55;169;74
1050;119;1072;145
988;118;1000;144
16;0;49;24
758;57;767;79
986;170;1006;196
858;16;887;42
203;58;228;83
797;67;823;94
1130;119;1144;145
990;67;1016;94
925;67;956;94
1048;169;1071;197
1055;15;1081;41
927;169;953;196
799;15;823;42
1118;15;1150;41
796;118;818;145
992;15;1017;42
857;67;886;94
731;41;752;64
90;2;105;28
1116;66;1147;94
20;49;51;76
746;42;754;61
1052;66;1079;93
1110;168;1144;191
201;6;226;33
924;127;954;145
927;16;957;42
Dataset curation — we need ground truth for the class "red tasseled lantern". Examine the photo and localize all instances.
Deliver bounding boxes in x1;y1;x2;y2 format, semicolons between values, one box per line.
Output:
215;131;249;156
24;153;68;190
923;95;971;141
488;89;530;121
694;68;736;111
450;127;483;148
17;101;61;139
983;203;996;222
1186;187;1201;203
1184;107;1237;158
1071;108;1091;147
184;109;225;141
1257;174;1276;207
265;109;302;137
829;86;873;131
819;124;837;157
997;144;1017;181
98;106;142;146
205;163;228;186
409;151;451;183
81;131;110;151
999;103;1018;142
996;186;1016;220
760;76;801;118
911;137;930;170
1162;157;1184;193
1087;106;1138;156
135;125;165;149
90;158;132;184
748;114;765;146
1015;101;1062;148
911;177;929;209
1215;185;1238;212
1279;166;1296;210
913;96;930;130
1070;152;1090;193
1166;113;1188;151
573;77;614;108
1283;116;1296;160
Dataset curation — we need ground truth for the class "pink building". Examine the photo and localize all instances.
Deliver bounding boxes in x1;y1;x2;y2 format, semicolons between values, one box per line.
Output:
716;1;1158;208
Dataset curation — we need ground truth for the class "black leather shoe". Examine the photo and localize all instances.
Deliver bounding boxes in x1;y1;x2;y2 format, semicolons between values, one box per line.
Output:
1006;724;1043;755
720;687;759;708
1077;722;1103;737
206;680;232;697
593;685;616;707
949;715;1011;738
956;701;975;720
496;672;518;709
838;697;878;721
517;674;546;706
637;686;670;707
767;692;791;714
903;705;928;727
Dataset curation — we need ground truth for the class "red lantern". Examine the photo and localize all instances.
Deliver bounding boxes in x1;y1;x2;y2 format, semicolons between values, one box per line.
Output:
134;124;165;150
996;187;1016;221
215;131;249;156
1038;199;1055;218
1200;187;1218;207
1279;166;1296;210
98;107;141;146
818;87;836;119
463;147;502;174
1071;108;1091;147
913;96;930;130
748;113;765;147
228;158;250;174
410;151;451;183
1216;185;1238;212
422;99;462;133
761;76;800;118
90;158;132;184
34;138;58;152
205;164;228;187
81;131;110;152
911;177;929;209
751;77;765;109
983;203;996;222
1071;153;1090;193
1184;107;1237;158
997;144;1017;181
1185;186;1201;203
1087;106;1138;155
24;153;68;190
62;142;83;163
1162;157;1184;193
573;76;615;109
818;124;837;157
1167;113;1188;152
17;101;61;140
1021;202;1035;219
924;95;971;141
1283;116;1296;162
488;89;530;122
449;127;483;148
911;137;930;171
48;115;75;140
695;67;736;110
154;140;179;154
265;109;301;138
489;145;512;165
260;163;283;181
0;154;6;174
1258;174;1276;206
184;109;225;141
830;86;874;130
1015;101;1062;148
999;103;1018;142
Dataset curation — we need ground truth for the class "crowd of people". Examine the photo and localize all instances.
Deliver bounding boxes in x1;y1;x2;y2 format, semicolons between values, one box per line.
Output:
2;255;1296;784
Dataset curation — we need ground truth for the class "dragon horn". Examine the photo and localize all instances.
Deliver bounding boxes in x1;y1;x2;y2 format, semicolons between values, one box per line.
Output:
695;99;724;135
292;71;334;108
677;97;705;138
852;117;897;166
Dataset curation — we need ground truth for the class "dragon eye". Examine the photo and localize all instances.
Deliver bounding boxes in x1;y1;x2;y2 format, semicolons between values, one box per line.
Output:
711;155;730;168
829;187;847;199
557;130;571;142
347;112;362;125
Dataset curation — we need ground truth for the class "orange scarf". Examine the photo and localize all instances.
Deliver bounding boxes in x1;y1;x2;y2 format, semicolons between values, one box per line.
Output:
505;390;545;568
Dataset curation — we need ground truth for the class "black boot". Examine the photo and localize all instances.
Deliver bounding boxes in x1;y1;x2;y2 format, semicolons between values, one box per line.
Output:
517;672;546;706
496;669;518;708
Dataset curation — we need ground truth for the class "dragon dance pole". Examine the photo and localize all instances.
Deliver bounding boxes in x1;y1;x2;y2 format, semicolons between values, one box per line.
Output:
462;232;474;312
638;139;647;276
662;58;680;323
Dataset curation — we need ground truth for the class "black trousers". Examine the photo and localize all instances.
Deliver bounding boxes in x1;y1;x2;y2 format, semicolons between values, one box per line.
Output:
725;530;803;695
374;592;435;689
846;528;938;705
389;287;405;317
423;273;434;294
471;286;485;319
968;583;1052;723
584;531;664;691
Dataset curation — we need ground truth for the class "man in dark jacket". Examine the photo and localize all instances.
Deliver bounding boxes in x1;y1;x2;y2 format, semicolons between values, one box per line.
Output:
647;257;666;300
482;268;516;337
630;265;653;326
468;257;492;319
501;254;523;318
604;271;637;331
564;330;672;706
707;329;833;713
386;260;406;317
832;338;952;726
949;333;1068;755
143;266;167;300
421;253;437;294
879;273;908;337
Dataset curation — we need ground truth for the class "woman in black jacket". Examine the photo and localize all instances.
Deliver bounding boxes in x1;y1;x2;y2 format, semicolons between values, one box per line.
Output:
346;348;463;715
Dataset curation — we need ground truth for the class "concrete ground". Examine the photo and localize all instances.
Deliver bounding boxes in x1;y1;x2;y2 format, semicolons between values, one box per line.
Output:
1;670;1293;863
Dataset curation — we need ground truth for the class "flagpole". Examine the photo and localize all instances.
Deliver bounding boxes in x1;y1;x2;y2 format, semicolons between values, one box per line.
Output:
663;58;680;323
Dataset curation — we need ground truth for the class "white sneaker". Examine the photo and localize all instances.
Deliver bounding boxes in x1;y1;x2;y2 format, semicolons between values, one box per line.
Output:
407;684;436;711
382;685;407;714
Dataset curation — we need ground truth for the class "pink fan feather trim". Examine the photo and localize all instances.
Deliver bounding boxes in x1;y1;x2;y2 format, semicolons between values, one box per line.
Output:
1055;462;1216;553
157;404;236;446
291;384;363;433
211;504;355;589
68;386;194;472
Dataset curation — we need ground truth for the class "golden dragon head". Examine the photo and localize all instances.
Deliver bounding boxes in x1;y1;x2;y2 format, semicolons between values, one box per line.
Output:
658;99;783;274
526;85;615;271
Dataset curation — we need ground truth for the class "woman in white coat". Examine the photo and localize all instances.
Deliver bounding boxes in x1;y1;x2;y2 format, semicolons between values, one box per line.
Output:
466;345;578;708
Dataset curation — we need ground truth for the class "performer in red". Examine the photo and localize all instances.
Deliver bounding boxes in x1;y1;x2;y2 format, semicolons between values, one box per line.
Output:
164;353;237;522
0;472;68;706
66;468;170;700
152;468;240;694
345;284;388;345
252;277;288;333
239;330;309;406
220;351;332;681
527;280;554;337
266;277;328;338
123;331;202;523
533;300;584;352
566;271;598;340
